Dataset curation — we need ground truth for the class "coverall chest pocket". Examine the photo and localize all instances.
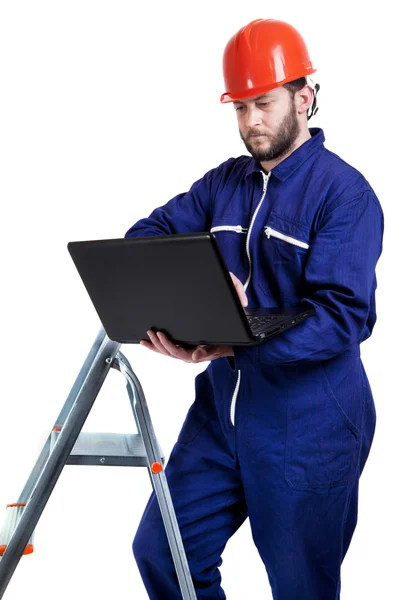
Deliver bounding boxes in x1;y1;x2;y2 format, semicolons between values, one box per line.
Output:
285;365;363;490
259;216;310;303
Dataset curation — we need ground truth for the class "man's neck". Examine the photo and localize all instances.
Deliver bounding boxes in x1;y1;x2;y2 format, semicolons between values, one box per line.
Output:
260;128;312;173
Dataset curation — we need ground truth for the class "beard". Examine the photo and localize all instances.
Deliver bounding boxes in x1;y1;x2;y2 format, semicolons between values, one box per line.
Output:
239;100;300;162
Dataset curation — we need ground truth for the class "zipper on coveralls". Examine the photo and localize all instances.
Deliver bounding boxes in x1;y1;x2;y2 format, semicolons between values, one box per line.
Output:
244;172;272;291
264;227;310;249
210;225;248;234
230;171;271;427
230;369;241;427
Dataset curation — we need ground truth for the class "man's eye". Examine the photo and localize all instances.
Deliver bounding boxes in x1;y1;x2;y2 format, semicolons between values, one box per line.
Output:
257;102;270;108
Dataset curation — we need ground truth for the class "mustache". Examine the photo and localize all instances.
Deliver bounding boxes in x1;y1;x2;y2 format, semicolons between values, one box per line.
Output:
239;128;270;144
246;129;268;139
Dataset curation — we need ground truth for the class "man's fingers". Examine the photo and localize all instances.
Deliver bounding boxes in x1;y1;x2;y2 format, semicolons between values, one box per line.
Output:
191;346;210;361
156;331;193;362
145;330;170;355
191;345;233;362
229;272;248;307
140;339;163;354
141;330;195;363
141;332;233;364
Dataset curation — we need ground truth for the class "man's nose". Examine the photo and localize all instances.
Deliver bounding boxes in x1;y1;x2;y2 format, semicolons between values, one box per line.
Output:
244;106;262;128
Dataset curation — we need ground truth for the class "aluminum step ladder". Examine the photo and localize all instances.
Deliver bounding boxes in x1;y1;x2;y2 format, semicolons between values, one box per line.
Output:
0;328;197;599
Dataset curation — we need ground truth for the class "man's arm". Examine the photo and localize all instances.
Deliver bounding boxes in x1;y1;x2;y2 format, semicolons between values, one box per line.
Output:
125;165;224;238
234;189;384;367
124;161;247;363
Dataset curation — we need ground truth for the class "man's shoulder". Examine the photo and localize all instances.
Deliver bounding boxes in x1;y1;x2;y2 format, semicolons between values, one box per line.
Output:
316;146;377;204
320;147;369;186
202;155;255;192
313;147;383;222
213;155;253;174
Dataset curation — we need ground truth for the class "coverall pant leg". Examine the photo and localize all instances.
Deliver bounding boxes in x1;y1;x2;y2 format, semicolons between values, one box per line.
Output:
133;353;375;600
132;416;248;599
234;356;375;600
133;363;248;599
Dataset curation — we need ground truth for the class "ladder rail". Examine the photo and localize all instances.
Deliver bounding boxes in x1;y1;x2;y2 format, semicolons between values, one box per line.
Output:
114;354;197;599
0;329;120;598
18;328;113;503
0;332;197;600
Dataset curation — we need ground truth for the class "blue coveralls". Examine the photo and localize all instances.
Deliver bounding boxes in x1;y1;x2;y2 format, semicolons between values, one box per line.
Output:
125;128;384;600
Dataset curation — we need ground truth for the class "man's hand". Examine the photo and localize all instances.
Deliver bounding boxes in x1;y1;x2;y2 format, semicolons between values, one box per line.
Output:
229;271;248;308
140;330;234;363
140;271;248;363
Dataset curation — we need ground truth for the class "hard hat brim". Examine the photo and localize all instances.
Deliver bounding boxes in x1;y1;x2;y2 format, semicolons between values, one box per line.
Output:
220;67;317;103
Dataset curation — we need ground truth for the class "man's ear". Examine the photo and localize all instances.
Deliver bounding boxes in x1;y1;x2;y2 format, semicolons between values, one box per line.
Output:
295;85;314;115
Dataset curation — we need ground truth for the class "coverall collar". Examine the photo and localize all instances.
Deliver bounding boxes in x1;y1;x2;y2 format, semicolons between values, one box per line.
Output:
245;127;325;182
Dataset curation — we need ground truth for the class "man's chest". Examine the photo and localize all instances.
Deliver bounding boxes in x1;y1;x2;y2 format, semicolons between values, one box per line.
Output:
209;173;328;306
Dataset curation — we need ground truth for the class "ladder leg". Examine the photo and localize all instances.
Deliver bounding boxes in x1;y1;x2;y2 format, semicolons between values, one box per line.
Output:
0;328;120;598
113;353;197;600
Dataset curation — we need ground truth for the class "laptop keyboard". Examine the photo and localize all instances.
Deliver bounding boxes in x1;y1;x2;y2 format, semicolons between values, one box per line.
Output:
247;314;282;334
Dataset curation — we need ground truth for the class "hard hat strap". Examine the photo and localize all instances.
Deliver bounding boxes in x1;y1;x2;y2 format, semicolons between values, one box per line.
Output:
307;78;320;120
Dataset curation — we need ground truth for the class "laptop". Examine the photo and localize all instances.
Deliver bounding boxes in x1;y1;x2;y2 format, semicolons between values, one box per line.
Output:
67;233;314;346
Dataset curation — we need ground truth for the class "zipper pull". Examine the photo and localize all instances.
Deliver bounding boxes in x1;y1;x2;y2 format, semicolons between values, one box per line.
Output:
261;171;271;193
265;227;271;239
262;174;268;194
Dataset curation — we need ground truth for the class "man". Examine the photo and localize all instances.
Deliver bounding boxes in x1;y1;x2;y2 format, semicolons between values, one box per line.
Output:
126;18;383;600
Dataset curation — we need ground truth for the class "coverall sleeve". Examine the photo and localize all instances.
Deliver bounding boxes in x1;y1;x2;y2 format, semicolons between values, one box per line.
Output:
234;190;384;367
124;169;216;238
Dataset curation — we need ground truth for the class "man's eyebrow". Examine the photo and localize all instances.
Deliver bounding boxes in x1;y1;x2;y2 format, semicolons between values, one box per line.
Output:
233;94;273;105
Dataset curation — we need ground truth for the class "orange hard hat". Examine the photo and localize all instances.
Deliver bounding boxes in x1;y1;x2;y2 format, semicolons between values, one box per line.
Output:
220;19;316;103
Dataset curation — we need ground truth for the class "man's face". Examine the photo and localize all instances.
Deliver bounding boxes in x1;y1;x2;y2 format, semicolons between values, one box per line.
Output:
234;86;300;162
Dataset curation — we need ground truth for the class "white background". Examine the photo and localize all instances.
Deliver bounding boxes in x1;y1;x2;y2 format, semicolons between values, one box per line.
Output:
0;1;398;598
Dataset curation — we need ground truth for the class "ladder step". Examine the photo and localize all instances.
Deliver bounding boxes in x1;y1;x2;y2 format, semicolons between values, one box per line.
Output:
0;505;34;556
51;431;164;467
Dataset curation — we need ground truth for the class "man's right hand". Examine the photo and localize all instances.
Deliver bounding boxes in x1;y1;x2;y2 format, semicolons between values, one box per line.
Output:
229;271;248;308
